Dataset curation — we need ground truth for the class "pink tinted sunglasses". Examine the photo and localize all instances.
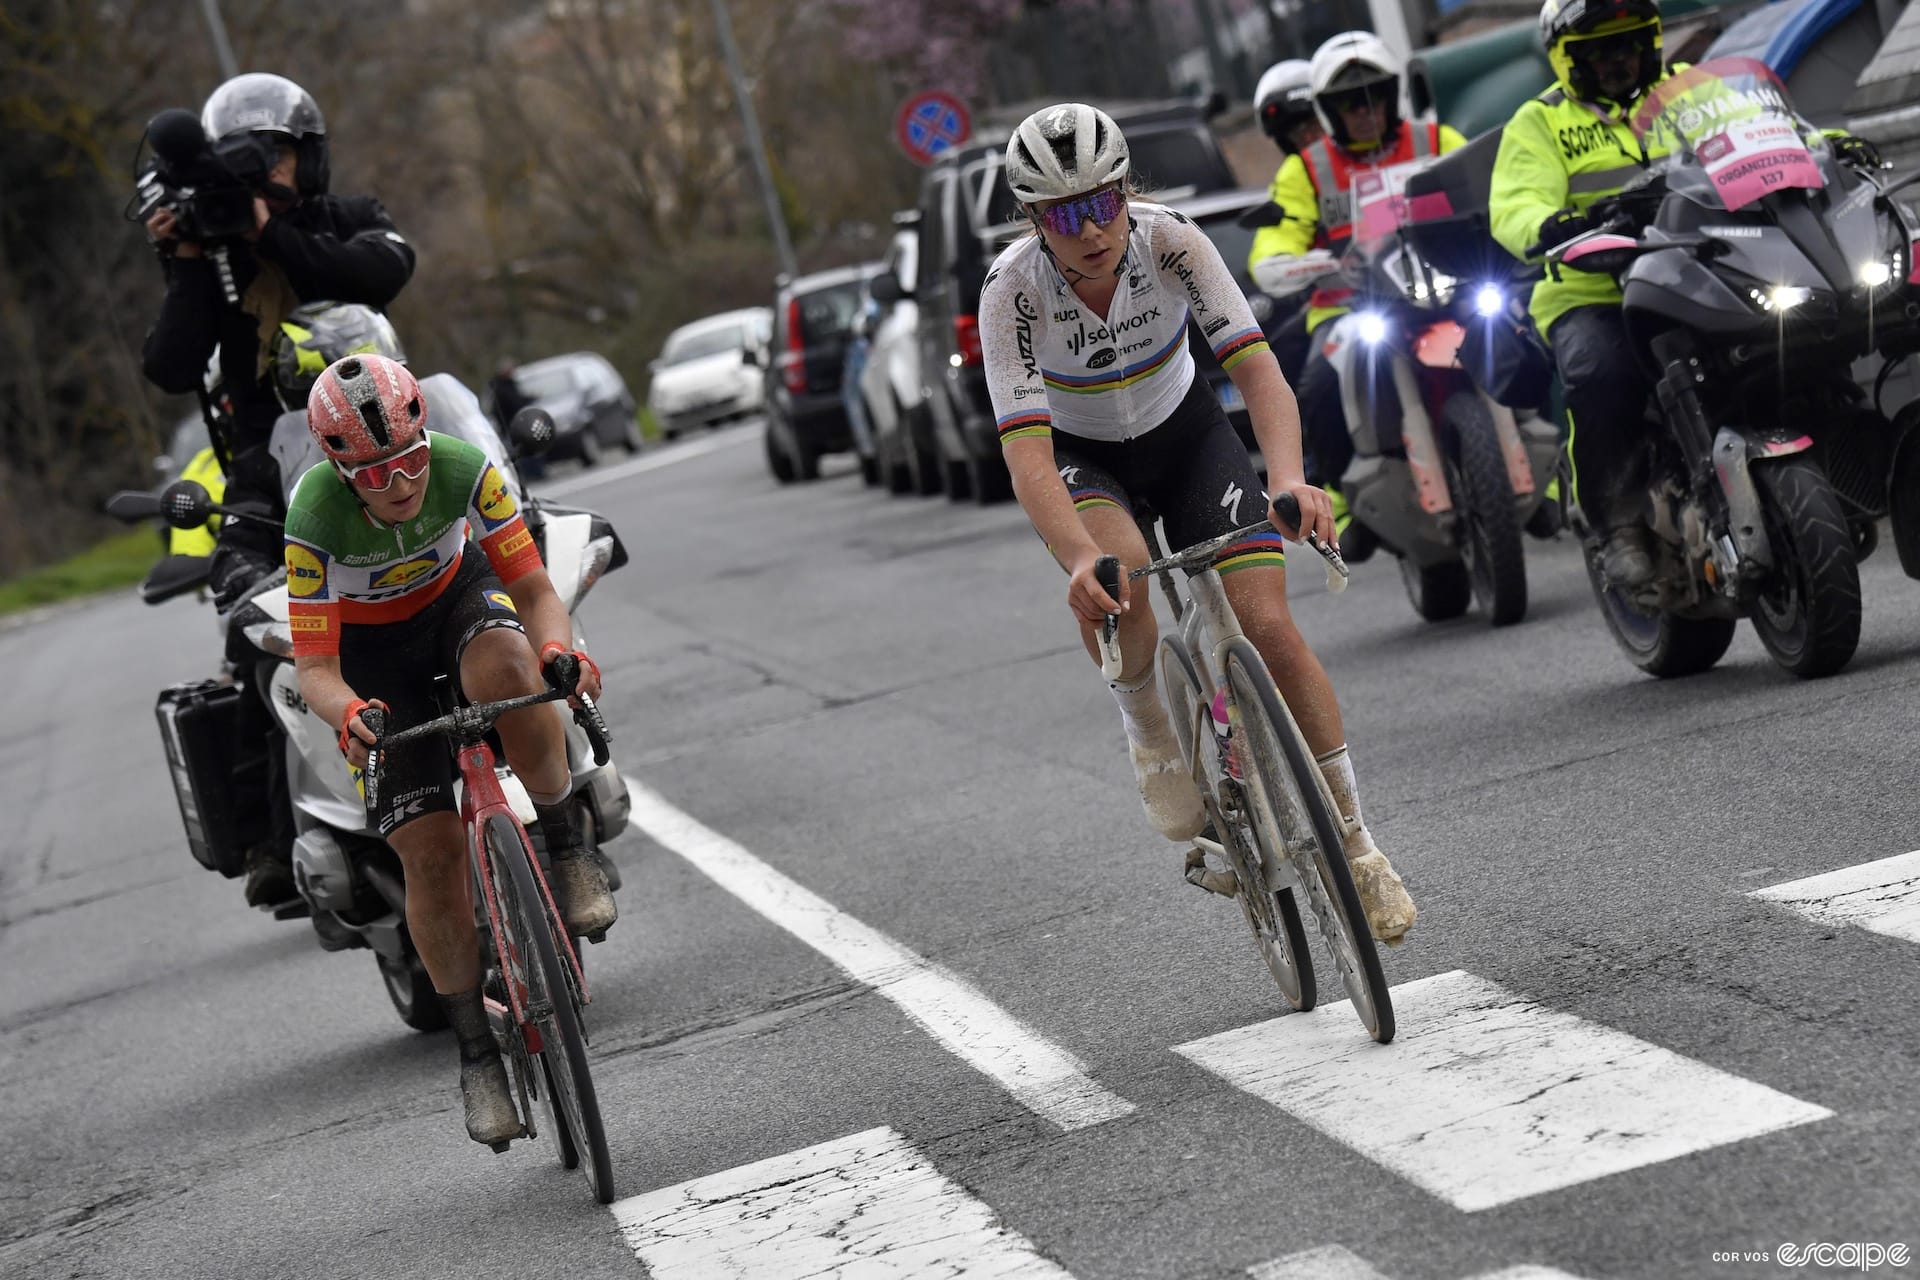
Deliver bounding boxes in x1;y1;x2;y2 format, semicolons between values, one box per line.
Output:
340;439;431;492
1038;187;1125;236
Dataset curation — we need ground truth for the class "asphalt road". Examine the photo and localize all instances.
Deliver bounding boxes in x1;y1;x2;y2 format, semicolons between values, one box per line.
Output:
5;420;1920;1280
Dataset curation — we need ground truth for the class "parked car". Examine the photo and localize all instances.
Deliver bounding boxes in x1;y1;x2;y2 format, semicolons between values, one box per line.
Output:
764;264;875;483
859;215;937;495
503;351;641;466
910;97;1241;504
647;307;772;440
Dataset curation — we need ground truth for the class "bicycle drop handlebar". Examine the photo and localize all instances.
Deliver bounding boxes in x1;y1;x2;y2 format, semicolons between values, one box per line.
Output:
359;653;612;820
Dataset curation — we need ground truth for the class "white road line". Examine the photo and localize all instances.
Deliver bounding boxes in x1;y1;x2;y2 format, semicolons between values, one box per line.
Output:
1468;1268;1591;1279
1249;1244;1389;1279
613;1125;1075;1279
1173;969;1831;1212
1750;849;1920;944
532;427;751;499
624;777;1135;1131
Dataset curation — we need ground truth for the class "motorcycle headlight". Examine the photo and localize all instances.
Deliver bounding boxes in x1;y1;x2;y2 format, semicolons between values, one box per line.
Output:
576;534;616;606
1473;284;1505;317
1357;312;1390;344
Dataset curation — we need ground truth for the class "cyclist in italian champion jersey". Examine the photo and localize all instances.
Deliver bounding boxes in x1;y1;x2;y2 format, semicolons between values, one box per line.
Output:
285;354;617;1147
981;103;1416;946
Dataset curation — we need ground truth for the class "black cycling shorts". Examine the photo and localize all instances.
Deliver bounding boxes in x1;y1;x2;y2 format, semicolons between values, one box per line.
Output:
1050;375;1286;574
339;551;526;836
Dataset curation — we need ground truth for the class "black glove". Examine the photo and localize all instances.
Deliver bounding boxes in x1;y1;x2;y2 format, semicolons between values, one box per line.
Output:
1536;209;1595;254
1832;133;1883;171
208;542;276;611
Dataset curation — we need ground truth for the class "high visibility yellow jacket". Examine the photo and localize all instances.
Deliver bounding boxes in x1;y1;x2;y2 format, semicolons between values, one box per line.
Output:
1249;121;1468;332
1489;71;1686;342
167;446;225;558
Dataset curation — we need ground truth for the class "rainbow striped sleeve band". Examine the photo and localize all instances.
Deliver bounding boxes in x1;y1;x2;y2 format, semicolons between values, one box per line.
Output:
996;410;1052;445
1212;328;1271;373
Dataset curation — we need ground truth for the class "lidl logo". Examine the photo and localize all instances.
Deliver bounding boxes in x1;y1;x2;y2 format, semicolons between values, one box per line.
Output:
370;552;440;591
285;544;328;598
476;465;518;525
485;590;517;613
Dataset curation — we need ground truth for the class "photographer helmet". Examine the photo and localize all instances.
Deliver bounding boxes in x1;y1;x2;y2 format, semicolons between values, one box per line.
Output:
1309;32;1404;153
202;73;329;196
1255;60;1319;154
307;354;425;467
1005;103;1130;203
1540;0;1662;106
272;302;406;411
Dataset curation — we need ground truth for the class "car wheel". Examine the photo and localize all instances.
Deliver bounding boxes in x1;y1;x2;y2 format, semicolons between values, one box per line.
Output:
766;421;796;484
576;429;602;468
622;412;645;454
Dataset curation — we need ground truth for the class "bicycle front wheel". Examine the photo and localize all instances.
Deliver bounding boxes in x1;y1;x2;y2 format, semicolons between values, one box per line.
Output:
1223;639;1394;1044
486;814;615;1202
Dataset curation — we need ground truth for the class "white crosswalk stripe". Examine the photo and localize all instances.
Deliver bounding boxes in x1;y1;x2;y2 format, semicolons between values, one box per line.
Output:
1750;849;1920;943
1248;1244;1389;1279
1174;969;1831;1211
612;1125;1072;1279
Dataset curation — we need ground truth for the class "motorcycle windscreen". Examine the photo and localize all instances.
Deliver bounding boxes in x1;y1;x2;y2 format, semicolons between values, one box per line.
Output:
1630;57;1823;213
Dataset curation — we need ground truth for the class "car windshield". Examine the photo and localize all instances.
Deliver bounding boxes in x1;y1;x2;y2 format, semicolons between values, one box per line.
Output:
662;324;747;365
976;130;1225;231
795;283;862;341
516;365;577;400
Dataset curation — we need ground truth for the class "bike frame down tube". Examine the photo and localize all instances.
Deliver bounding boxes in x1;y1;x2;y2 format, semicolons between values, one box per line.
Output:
1178;566;1245;702
459;741;587;1032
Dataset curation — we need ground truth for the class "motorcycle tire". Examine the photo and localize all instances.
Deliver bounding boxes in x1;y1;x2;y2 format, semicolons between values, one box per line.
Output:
1399;556;1471;622
1748;457;1861;679
1446;392;1528;626
1582;546;1736;678
377;949;449;1033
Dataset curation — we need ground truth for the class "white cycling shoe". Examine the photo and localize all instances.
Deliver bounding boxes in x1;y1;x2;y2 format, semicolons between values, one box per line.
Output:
1129;734;1207;842
1342;826;1417;948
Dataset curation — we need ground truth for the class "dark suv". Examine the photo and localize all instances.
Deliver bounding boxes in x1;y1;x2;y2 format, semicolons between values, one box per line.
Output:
903;98;1238;503
763;263;874;483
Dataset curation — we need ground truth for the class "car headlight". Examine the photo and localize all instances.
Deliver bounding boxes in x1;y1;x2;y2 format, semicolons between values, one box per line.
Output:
576;534;616;606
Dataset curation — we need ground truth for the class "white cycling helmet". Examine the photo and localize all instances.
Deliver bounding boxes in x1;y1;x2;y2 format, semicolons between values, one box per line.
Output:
1005;103;1130;204
1255;59;1318;152
1309;31;1405;151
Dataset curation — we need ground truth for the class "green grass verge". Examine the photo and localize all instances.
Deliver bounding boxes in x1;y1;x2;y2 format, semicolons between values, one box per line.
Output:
638;405;662;442
0;528;160;616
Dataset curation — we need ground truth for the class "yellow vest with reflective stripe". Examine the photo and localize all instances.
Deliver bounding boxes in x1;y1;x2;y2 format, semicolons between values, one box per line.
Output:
167;446;226;558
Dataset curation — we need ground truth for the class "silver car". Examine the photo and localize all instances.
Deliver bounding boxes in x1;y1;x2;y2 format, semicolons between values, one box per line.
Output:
512;351;642;466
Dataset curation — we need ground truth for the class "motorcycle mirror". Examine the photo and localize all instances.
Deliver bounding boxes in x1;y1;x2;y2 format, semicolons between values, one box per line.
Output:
159;479;215;530
104;489;163;523
1237;200;1286;230
509;406;556;459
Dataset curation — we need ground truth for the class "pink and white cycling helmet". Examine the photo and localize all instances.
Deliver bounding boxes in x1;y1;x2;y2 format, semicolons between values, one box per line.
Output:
306;353;426;466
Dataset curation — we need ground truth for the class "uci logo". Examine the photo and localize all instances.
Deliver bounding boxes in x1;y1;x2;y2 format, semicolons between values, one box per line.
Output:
285;544;327;599
1087;347;1117;369
370;554;439;591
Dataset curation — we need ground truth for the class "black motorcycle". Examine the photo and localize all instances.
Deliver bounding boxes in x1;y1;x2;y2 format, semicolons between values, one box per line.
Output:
1544;58;1911;679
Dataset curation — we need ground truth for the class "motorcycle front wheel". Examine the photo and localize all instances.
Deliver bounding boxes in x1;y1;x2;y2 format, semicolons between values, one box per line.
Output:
1748;457;1861;678
1445;392;1528;626
1583;545;1735;678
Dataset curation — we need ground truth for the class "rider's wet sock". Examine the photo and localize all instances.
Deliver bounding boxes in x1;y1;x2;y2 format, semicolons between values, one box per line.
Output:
531;799;579;859
439;985;497;1063
1110;665;1173;744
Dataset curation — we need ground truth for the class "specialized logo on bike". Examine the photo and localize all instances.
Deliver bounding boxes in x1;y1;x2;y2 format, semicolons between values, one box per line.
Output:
1065;307;1161;357
475;465;518;530
369;551;441;591
286;543;329;599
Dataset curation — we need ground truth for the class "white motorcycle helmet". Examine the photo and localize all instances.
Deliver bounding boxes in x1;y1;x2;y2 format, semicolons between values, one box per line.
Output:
1309;32;1405;153
1004;103;1131;204
1255;59;1319;154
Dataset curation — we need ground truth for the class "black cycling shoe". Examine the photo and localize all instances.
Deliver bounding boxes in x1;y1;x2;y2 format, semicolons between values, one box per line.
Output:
243;844;298;908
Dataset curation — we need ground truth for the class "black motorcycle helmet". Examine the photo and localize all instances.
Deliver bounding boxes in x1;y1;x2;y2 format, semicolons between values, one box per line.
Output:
201;73;330;197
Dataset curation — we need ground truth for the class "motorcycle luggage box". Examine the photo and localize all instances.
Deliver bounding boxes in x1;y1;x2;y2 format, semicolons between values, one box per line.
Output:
1403;127;1515;282
155;679;263;877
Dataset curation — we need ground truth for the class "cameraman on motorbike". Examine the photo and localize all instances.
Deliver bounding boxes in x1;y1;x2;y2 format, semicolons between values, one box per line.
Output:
1250;59;1323;389
140;73;414;906
1248;33;1465;557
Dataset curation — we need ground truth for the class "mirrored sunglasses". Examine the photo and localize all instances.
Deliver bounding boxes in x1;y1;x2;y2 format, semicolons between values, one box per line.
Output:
1039;187;1125;236
341;439;431;492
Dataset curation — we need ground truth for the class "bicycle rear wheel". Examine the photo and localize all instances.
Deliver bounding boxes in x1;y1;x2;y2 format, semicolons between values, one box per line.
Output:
1160;636;1314;1011
1223;639;1394;1043
486;814;615;1202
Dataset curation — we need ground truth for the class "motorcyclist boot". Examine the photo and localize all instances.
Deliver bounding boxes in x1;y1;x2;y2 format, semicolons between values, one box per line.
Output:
1328;487;1377;564
1317;747;1416;947
242;842;297;908
1599;526;1656;588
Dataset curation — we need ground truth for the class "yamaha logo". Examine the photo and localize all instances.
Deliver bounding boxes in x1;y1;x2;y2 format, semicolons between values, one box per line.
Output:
1087;348;1117;369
